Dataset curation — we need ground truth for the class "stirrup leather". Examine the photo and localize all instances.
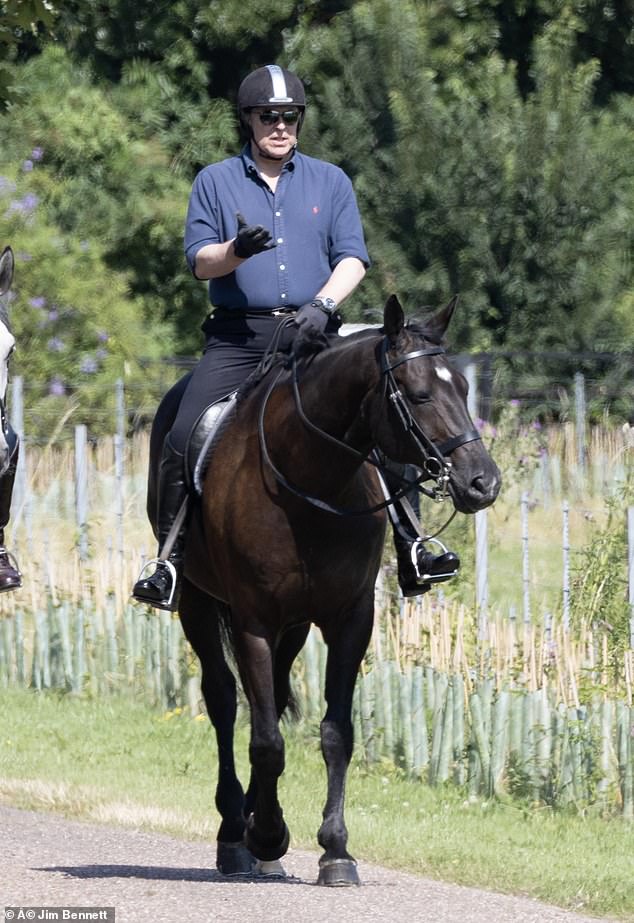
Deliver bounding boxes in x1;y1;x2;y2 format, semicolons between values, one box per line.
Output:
134;557;178;608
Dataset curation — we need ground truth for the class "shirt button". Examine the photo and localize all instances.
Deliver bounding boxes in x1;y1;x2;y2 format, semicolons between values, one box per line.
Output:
281;293;287;299
275;211;281;216
279;264;285;270
277;238;283;244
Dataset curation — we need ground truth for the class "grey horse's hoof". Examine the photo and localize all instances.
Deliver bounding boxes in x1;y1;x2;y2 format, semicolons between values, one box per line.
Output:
255;858;287;878
317;857;361;887
217;840;257;876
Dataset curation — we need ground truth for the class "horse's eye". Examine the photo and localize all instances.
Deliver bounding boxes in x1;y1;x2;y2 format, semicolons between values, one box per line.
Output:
406;390;431;405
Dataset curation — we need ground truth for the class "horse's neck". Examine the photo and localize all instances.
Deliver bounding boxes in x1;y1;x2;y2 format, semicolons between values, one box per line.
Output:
260;339;378;493
298;339;377;442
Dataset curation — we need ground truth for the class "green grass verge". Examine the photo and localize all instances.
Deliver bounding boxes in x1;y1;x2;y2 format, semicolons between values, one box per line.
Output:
1;688;632;919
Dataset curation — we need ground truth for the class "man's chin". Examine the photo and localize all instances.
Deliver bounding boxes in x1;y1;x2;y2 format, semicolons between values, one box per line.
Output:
266;142;292;155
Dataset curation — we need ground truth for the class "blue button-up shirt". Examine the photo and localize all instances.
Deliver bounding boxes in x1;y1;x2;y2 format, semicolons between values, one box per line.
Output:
184;145;370;310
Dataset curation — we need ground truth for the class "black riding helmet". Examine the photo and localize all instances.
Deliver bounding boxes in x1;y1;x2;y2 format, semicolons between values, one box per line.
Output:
238;64;306;138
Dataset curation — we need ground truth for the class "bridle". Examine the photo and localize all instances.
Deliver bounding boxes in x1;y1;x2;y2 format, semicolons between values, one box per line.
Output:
258;332;481;518
379;337;480;502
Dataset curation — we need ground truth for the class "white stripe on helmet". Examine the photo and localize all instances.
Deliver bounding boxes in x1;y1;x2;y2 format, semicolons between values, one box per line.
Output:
266;64;293;103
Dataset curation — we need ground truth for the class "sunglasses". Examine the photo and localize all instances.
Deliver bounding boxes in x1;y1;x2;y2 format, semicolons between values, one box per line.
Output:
256;109;301;126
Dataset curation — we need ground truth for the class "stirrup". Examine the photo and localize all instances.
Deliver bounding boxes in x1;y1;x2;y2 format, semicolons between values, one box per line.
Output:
0;547;21;573
133;557;178;608
410;537;459;583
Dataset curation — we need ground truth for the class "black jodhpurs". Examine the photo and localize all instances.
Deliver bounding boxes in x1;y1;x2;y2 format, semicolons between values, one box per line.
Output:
169;310;340;455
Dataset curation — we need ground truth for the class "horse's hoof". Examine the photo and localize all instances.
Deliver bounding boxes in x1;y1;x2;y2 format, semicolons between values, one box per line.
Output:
245;814;290;861
216;840;257;876
317;858;361;887
255;858;287;878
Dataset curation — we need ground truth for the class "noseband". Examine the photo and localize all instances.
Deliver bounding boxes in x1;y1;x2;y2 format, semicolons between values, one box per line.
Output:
379;338;480;501
258;332;482;516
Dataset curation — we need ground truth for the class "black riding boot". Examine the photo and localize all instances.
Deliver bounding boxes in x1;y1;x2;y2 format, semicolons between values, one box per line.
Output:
0;433;22;592
385;461;460;598
392;517;460;597
132;436;188;612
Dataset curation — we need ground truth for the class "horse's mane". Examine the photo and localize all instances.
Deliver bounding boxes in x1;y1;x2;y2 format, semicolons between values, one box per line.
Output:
235;313;443;404
236;353;288;403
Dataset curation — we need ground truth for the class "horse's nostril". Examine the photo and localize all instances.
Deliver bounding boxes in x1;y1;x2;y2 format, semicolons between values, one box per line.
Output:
470;472;500;499
471;475;485;494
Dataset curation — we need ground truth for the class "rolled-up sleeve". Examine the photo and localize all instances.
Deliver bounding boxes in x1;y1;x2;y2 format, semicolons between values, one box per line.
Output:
184;169;220;273
328;169;370;269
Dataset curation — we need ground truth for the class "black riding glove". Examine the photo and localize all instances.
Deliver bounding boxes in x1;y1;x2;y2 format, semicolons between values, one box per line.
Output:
233;211;276;259
291;301;331;359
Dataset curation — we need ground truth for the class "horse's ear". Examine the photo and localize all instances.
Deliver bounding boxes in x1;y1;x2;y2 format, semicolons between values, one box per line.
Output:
383;294;405;340
423;294;458;343
0;247;14;297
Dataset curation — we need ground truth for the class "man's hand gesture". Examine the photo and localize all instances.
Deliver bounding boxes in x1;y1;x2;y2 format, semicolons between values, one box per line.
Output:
233;212;276;259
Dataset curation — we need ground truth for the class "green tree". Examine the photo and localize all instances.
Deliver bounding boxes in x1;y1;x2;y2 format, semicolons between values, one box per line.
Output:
0;0;58;103
419;0;634;103
1;46;216;353
0;49;182;434
54;0;299;101
293;1;634;362
0;159;171;436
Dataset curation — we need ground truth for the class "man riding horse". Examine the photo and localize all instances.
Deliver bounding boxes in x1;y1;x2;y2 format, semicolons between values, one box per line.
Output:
132;64;459;611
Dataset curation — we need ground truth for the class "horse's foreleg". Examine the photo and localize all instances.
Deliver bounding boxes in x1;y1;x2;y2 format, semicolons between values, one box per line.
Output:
237;628;290;863
274;622;310;717
178;579;255;875
317;603;374;886
244;622;310;820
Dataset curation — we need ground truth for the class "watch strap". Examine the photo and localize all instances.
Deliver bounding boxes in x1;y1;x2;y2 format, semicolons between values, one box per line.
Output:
311;297;337;316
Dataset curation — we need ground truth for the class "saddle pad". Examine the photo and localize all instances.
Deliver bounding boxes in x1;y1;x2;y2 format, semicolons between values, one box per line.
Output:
187;393;237;495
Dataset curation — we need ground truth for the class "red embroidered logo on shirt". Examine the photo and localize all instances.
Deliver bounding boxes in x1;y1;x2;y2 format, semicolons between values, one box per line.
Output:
312;206;319;214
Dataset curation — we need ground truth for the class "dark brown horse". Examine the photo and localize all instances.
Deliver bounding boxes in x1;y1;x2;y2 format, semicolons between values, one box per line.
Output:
146;294;501;885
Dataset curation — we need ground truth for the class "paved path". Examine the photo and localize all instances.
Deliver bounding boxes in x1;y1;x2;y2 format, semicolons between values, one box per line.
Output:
1;806;608;923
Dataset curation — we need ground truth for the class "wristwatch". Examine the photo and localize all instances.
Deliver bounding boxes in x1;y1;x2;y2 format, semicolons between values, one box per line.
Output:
311;297;338;316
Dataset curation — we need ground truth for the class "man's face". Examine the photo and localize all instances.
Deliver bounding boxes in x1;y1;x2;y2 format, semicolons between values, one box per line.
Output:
248;107;300;160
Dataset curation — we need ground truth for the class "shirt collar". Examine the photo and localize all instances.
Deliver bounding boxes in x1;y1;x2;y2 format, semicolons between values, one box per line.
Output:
240;143;297;178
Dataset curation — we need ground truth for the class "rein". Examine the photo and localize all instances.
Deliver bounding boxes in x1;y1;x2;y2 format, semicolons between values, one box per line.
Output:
258;365;397;516
257;333;481;519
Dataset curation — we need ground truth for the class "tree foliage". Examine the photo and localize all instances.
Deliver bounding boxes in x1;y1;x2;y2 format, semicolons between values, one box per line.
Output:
292;1;634;356
0;47;178;434
0;0;58;103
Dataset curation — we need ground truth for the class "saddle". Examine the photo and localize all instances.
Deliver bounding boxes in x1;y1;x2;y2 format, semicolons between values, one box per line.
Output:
185;393;237;496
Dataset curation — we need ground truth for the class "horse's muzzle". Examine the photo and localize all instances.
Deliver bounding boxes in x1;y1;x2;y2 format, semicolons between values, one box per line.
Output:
449;459;502;514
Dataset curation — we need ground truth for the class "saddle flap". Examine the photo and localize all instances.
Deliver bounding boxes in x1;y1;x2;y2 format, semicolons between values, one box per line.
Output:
186;393;237;495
